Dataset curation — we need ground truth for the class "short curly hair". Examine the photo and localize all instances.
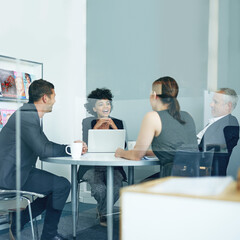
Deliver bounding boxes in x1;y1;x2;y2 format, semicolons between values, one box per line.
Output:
84;88;114;117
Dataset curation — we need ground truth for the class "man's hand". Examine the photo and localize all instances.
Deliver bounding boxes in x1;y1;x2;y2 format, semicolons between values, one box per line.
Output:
81;141;88;154
74;140;88;154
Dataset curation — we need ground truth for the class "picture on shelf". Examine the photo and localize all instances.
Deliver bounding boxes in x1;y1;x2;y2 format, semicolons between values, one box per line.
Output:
23;73;34;99
0;109;15;127
0;109;2;129
14;71;26;99
0;68;17;98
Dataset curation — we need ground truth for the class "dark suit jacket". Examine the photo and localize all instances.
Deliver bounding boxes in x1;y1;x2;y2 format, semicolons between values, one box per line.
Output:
0;103;68;189
199;114;239;175
77;116;127;181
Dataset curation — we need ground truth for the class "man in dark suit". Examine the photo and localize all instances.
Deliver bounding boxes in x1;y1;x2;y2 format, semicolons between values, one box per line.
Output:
0;79;86;240
198;88;239;176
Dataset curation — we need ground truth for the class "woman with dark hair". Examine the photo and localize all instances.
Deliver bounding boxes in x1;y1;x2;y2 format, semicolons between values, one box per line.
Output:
77;88;126;227
115;76;198;177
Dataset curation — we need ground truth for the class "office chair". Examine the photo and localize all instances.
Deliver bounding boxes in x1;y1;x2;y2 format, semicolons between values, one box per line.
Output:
206;144;231;176
0;189;44;240
171;150;214;177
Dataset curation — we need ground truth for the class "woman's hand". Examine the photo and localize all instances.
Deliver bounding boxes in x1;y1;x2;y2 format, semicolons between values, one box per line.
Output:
93;118;110;129
93;118;118;129
115;147;141;160
115;148;124;158
108;119;118;129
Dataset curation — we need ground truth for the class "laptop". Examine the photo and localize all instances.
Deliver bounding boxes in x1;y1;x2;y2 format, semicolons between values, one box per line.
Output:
88;129;126;153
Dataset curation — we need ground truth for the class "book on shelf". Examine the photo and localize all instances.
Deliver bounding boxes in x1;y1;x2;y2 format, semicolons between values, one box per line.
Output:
0;109;3;129
0;68;17;98
0;68;36;100
0;109;16;127
0;83;2;97
23;72;34;99
14;71;26;99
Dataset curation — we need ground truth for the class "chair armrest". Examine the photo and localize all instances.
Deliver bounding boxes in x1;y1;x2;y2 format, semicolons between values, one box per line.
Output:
0;190;45;199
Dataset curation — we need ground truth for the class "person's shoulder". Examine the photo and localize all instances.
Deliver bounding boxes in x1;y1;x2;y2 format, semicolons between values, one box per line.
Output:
229;114;239;121
111;117;124;129
226;114;239;126
21;103;36;111
179;111;195;124
180;110;193;119
144;111;161;122
83;116;94;120
111;117;123;123
214;114;238;126
20;103;38;118
82;116;95;123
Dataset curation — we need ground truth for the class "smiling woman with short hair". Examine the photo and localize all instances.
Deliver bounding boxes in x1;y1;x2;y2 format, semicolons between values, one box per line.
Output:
77;88;126;227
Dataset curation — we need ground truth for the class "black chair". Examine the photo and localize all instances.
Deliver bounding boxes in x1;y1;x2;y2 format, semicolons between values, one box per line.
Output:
0;189;44;240
171;150;214;177
206;144;231;176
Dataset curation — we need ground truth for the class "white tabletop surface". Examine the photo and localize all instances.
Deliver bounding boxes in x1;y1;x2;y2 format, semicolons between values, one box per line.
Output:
42;153;160;166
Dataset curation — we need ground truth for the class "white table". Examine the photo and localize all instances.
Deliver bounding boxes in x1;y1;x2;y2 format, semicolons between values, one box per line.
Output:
42;153;160;240
121;177;240;240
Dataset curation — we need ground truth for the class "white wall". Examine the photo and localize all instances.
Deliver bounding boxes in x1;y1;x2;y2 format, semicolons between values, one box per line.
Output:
0;0;86;184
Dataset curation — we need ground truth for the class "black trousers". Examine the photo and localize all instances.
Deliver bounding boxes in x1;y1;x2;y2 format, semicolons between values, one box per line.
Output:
18;167;70;239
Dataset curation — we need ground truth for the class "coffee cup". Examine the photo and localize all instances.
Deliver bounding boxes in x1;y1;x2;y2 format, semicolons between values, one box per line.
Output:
65;142;82;159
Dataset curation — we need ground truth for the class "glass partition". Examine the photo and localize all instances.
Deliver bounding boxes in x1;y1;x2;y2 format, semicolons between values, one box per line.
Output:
1;0;240;240
0;55;43;238
84;0;240;239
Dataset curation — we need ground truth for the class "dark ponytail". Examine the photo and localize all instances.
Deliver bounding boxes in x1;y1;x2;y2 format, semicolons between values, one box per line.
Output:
168;98;185;124
154;76;185;124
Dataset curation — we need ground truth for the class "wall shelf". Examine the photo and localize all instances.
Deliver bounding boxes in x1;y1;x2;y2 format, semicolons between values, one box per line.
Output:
0;55;43;129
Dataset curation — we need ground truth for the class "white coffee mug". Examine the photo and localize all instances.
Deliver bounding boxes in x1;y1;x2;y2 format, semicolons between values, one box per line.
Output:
127;141;136;150
65;142;82;159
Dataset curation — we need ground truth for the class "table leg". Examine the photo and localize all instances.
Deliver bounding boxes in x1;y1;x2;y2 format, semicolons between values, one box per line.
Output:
107;166;114;240
128;166;134;185
71;165;77;239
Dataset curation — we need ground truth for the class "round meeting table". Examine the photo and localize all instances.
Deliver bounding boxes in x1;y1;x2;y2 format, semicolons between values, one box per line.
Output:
42;153;160;240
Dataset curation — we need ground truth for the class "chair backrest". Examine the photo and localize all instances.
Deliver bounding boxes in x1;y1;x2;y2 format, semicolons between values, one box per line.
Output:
199;151;214;176
171;150;214;177
206;144;230;176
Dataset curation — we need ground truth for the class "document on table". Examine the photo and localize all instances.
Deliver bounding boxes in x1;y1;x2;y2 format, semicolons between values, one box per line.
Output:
149;177;233;196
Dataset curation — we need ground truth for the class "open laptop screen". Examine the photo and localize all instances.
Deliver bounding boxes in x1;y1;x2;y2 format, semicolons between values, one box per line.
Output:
88;129;126;153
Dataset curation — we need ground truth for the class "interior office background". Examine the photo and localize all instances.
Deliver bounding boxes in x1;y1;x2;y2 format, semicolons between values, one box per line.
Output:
0;0;240;195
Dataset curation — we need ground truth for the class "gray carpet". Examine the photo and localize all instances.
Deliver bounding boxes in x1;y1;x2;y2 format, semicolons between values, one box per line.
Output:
0;203;120;240
70;219;120;240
